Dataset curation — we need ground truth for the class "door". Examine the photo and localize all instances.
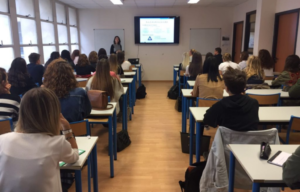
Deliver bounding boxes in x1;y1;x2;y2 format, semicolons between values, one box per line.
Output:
232;22;244;63
274;11;299;72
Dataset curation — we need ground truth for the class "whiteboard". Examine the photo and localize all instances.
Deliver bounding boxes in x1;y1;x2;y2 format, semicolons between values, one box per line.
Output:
190;28;221;55
94;29;125;55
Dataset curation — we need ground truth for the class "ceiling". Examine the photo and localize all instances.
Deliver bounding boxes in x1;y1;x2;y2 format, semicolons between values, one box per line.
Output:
59;0;250;9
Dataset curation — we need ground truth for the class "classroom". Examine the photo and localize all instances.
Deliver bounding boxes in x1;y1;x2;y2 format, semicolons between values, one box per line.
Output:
1;0;300;192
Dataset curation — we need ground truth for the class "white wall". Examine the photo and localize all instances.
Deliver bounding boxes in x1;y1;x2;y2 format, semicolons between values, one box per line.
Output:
79;7;233;81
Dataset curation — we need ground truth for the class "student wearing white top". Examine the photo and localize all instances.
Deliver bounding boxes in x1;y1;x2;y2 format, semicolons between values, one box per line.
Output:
258;49;274;77
0;88;79;192
238;51;249;70
117;51;131;70
219;53;239;75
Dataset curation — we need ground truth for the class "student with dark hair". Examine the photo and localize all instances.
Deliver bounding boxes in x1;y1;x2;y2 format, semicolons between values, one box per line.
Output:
27;53;44;86
117;51;131;71
98;48;107;59
61;50;75;69
214;47;223;65
89;51;98;69
219;53;239;75
188;51;203;80
272;55;300;90
109;54;124;76
44;52;60;69
238;51;249;70
9;58;37;95
75;54;95;76
192;57;224;99
202;52;214;73
110;36;122;54
258;49;274;77
203;67;259;131
71;50;80;65
98;54;108;60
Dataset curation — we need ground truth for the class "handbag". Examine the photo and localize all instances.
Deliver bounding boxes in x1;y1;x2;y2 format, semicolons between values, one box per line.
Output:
117;130;131;152
87;90;113;110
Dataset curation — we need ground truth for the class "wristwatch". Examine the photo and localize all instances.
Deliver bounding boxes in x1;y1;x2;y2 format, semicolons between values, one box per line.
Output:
62;129;72;135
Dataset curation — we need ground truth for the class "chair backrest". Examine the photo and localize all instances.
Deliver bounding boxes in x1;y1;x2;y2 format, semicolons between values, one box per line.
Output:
0;118;13;135
77;80;88;87
264;76;274;80
285;116;300;144
124;65;135;72
247;93;280;106
197;98;221;107
180;70;185;76
69;120;90;136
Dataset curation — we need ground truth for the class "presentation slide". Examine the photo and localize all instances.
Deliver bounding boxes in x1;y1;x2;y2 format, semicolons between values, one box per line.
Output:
140;18;175;43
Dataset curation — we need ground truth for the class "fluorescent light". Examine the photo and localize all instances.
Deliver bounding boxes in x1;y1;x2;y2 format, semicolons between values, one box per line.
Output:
110;0;123;5
187;0;200;4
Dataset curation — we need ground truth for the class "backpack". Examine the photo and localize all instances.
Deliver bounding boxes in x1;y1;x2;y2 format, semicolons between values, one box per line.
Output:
179;161;207;192
168;82;179;100
136;84;147;99
175;96;182;112
117;130;131;152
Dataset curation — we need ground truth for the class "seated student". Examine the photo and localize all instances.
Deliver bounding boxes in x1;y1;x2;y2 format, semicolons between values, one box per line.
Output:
27;53;44;86
44;59;91;122
214;47;223;65
89;51;98;69
202;52;214;74
0;68;20;126
181;52;190;71
272;55;300;90
8;58;37;95
283;146;300;189
75;54;95;77
192;57;224;99
117;51;131;71
289;79;300;98
61;50;75;69
238;51;249;70
0;88;79;192
92;54;120;80
71;49;80;65
219;53;239;75
44;51;60;69
203;67;259;131
245;56;265;84
259;49;274;77
86;59;123;114
109;54;123;79
98;48;107;59
187;51;203;80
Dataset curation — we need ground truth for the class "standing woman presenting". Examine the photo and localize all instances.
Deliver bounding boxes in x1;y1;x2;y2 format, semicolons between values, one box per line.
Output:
110;36;122;54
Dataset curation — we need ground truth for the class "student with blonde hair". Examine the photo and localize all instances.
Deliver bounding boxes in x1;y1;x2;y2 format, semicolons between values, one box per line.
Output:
245;56;265;84
218;53;239;75
109;54;124;77
181;52;190;71
0;88;79;192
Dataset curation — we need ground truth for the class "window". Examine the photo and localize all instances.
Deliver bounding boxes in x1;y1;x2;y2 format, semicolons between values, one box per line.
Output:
0;48;14;71
39;0;53;21
16;0;35;18
41;22;55;44
43;46;56;62
57;25;68;44
59;45;69;53
0;15;13;45
18;18;38;45
0;0;9;13
71;45;79;53
70;27;78;44
69;8;77;26
56;3;66;24
20;46;39;64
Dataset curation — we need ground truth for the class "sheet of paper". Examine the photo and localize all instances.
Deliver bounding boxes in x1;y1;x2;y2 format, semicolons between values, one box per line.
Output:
272;152;292;166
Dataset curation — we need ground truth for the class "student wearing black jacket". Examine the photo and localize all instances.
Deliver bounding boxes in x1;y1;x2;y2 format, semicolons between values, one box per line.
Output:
27;53;44;86
214;47;223;66
203;67;259;131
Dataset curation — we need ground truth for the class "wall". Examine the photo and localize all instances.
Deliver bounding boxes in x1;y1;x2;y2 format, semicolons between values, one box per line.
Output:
79;7;233;81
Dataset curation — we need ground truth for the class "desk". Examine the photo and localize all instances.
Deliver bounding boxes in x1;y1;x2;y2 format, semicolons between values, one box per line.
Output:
122;87;128;130
124;72;137;103
188;80;273;88
173;68;179;86
89;103;117;177
135;64;142;87
228;144;299;192
76;78;88;82
121;78;134;118
189;106;300;165
61;136;98;192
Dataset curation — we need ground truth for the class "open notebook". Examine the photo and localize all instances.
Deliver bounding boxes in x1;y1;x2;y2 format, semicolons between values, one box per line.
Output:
59;149;85;167
267;151;292;167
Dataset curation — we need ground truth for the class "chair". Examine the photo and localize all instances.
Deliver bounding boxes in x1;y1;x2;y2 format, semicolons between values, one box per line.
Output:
247;93;281;106
196;98;221;107
69;119;90;136
0;118;13;135
77;80;87;88
279;116;300;144
264;76;274;80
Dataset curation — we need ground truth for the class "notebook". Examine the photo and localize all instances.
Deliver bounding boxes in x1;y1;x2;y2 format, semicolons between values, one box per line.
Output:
59;149;86;167
267;151;292;167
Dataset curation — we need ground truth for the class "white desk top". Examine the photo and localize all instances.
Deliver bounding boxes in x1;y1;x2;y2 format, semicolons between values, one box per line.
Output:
174;68;179;71
229;144;299;183
76;78;88;82
124;72;136;76
188;80;273;87
174;64;179;68
190;106;300;123
135;64;141;67
60;136;98;170
120;78;133;84
265;80;272;86
123;87;128;95
132;68;137;71
90;102;117;116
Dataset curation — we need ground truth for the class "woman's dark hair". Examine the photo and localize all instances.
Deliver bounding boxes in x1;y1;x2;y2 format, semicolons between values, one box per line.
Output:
113;36;121;45
77;54;89;67
98;48;107;59
45;52;60;68
189;51;203;77
258;49;274;69
240;51;249;62
71;50;80;61
8;57;30;87
61;50;72;63
205;52;213;61
0;68;9;95
99;54;108;60
207;57;223;82
117;51;125;65
284;55;300;73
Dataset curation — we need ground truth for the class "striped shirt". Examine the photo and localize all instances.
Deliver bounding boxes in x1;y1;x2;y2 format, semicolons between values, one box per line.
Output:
0;94;20;123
